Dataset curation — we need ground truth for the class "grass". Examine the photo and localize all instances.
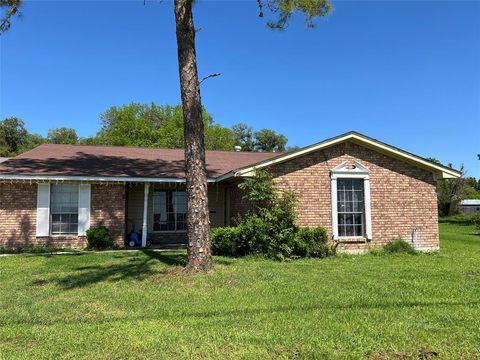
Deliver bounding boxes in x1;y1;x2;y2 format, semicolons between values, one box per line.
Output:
0;221;479;359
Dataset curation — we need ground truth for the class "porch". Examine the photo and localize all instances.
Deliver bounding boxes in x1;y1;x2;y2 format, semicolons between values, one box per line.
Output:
125;182;231;247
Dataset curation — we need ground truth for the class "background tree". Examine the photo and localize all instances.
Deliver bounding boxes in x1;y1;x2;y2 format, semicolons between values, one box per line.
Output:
232;123;254;151
437;165;468;216
22;133;46;152
204;124;236;151
0;117;28;156
285;145;301;153
464;177;480;199
427;158;468;216
47;127;78;144
98;103;165;147
96;102;236;150
254;128;288;152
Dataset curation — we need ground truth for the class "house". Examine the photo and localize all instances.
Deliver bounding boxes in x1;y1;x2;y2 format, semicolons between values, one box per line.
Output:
459;199;480;214
0;132;461;252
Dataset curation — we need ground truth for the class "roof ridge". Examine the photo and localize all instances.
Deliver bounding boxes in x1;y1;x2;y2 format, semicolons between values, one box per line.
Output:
31;143;279;154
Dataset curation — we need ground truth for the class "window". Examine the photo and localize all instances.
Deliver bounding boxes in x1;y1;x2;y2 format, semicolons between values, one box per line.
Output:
337;179;364;237
153;190;187;231
330;161;372;240
51;184;79;235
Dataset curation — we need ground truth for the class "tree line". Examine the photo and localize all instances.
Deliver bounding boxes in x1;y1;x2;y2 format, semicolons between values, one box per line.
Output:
427;158;480;215
0;102;291;157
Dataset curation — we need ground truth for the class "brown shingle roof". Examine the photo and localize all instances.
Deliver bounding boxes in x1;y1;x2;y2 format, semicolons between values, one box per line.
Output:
0;144;280;179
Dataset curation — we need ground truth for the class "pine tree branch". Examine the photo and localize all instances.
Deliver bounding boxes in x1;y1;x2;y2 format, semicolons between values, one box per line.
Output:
200;73;221;84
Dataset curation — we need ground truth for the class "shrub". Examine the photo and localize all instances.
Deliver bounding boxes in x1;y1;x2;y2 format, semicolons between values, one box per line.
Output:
383;239;417;255
238;170;277;211
472;214;480;232
211;222;330;260
86;226;112;250
211;227;243;257
212;170;332;260
212;215;297;260
292;227;330;258
238;215;272;256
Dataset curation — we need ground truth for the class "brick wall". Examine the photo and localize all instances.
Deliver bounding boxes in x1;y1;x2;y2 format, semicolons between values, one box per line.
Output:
227;141;439;252
0;183;39;247
265;141;439;252
227;181;252;226
0;183;126;248
91;184;126;246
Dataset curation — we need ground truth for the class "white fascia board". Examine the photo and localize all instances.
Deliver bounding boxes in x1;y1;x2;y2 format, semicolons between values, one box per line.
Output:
347;135;461;179
0;174;217;183
232;134;354;177
440;172;460;179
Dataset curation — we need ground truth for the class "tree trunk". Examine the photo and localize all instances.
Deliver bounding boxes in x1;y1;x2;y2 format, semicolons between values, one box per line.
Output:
174;0;212;270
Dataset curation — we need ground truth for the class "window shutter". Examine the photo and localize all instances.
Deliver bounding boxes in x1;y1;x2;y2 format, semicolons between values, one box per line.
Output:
78;184;91;236
36;184;50;237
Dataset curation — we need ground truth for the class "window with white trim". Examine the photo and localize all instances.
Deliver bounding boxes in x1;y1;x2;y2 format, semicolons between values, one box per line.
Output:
50;184;79;235
337;178;365;237
331;161;372;240
153;190;187;231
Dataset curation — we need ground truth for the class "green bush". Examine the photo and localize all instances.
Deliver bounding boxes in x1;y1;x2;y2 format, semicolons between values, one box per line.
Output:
383;239;417;255
212;215;296;260
292;227;329;258
472;214;480;231
86;226;113;250
212;171;332;260
211;222;330;260
211;227;243;257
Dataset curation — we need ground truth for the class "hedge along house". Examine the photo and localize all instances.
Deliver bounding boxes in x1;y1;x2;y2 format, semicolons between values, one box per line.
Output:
0;132;460;252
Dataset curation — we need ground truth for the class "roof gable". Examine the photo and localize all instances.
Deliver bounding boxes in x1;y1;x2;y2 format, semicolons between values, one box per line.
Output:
0;132;461;182
225;132;461;180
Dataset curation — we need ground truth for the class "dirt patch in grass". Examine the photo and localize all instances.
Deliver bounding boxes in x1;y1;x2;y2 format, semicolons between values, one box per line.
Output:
418;348;439;359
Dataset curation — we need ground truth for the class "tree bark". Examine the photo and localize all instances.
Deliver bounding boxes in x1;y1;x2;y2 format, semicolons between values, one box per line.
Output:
174;0;212;270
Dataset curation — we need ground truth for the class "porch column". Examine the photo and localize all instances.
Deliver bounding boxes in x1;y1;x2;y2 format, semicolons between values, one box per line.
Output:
142;183;150;247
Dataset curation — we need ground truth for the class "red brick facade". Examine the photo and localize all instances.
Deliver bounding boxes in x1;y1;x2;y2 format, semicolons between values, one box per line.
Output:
265;141;439;252
0;183;41;247
0;141;440;251
91;184;126;246
0;183;126;248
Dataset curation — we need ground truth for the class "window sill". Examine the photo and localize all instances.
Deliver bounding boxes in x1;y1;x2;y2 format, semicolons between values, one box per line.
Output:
336;236;368;243
36;235;84;238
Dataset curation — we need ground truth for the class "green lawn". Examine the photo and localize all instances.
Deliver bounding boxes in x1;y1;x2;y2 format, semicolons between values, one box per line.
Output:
1;220;479;359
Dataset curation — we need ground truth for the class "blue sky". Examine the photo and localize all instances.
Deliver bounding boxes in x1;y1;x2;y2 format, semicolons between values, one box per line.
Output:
1;0;479;177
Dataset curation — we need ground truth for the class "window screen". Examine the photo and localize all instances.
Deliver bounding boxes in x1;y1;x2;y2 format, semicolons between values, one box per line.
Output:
51;184;79;235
